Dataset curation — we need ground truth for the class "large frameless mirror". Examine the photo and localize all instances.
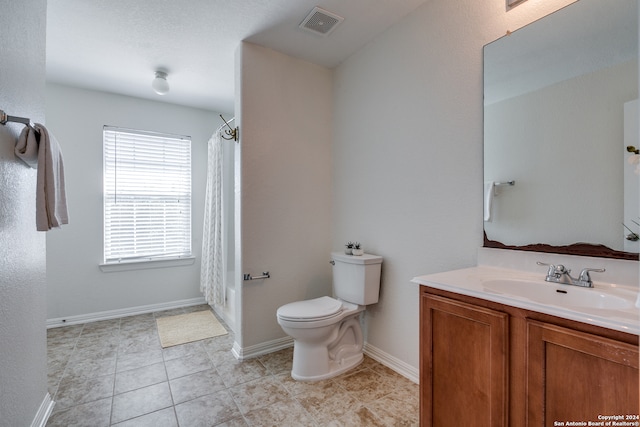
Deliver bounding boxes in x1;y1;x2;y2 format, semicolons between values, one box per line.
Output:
483;0;639;259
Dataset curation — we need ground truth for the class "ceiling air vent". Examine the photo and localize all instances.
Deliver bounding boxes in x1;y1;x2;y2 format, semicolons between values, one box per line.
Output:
299;7;344;36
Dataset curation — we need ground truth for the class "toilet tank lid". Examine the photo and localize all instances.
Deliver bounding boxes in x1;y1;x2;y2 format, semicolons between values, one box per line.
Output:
331;252;382;265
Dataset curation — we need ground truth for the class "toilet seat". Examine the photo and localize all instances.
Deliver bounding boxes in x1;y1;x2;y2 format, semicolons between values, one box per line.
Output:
277;296;343;322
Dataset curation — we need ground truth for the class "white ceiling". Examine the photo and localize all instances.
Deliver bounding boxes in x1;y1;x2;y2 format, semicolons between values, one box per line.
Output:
46;0;428;113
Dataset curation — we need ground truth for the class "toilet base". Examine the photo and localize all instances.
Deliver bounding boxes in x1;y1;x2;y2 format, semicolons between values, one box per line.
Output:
287;315;365;382
291;352;363;382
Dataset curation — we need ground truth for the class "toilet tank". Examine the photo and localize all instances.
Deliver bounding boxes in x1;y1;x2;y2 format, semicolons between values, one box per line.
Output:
331;252;382;305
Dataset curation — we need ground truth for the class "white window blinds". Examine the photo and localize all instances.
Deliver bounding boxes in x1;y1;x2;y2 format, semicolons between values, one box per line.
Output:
103;126;192;263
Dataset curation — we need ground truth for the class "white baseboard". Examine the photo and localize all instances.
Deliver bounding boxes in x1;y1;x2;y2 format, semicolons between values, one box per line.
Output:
230;336;419;384
46;297;207;328
31;393;54;427
364;342;419;384
231;336;293;360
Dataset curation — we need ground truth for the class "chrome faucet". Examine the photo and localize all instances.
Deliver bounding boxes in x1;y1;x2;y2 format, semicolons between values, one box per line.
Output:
537;262;605;288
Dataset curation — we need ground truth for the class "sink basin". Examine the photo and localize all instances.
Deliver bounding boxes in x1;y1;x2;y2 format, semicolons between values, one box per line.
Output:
413;265;640;334
482;279;635;311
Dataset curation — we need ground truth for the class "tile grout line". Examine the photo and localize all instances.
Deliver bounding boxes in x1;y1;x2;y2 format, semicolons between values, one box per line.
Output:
158;317;180;427
49;323;85;410
108;317;122;426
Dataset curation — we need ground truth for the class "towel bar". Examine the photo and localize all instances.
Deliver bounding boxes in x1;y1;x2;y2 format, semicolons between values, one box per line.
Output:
0;109;39;135
243;272;270;281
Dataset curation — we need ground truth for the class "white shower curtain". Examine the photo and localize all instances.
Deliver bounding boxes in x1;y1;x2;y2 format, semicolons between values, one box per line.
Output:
200;129;225;307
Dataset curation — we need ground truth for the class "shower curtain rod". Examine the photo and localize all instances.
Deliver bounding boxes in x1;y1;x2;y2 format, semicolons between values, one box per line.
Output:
218;114;238;142
217;116;234;128
0;109;40;135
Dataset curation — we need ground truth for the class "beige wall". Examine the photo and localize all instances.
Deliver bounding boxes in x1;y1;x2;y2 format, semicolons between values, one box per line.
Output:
235;42;333;352
0;0;49;425
332;0;577;372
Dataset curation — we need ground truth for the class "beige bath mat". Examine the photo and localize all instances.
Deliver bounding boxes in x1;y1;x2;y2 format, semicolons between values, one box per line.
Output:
156;310;227;348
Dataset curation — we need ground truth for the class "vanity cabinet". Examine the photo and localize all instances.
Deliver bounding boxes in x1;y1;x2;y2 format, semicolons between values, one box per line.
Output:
421;294;508;426
527;321;639;425
420;286;639;427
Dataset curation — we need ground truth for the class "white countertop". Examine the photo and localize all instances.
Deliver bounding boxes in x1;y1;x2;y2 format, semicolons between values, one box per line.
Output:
412;265;640;335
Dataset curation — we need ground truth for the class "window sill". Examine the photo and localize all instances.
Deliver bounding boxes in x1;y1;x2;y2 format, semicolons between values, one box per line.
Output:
99;256;195;273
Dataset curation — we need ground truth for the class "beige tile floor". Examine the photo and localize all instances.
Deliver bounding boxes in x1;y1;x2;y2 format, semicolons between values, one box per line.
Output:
46;305;419;426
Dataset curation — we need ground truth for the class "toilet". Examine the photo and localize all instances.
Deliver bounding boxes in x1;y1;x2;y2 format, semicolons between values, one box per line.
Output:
276;252;382;381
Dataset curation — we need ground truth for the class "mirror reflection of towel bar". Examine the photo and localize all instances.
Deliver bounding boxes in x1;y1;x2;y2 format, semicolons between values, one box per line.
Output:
493;181;515;196
243;272;270;281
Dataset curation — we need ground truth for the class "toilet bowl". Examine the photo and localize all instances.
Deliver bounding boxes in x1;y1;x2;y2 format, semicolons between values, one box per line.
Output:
277;296;365;381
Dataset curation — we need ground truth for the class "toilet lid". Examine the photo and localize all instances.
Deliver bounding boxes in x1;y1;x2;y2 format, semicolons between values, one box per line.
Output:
277;296;343;321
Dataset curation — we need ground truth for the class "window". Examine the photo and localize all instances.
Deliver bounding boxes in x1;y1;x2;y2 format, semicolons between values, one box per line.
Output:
103;126;192;265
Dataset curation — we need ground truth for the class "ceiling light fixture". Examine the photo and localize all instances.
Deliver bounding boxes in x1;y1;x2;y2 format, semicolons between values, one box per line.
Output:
151;71;169;95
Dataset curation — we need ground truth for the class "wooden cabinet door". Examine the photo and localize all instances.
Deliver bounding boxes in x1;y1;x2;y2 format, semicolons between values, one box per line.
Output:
527;320;639;426
421;293;509;427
